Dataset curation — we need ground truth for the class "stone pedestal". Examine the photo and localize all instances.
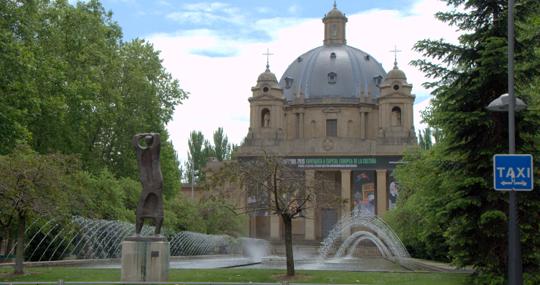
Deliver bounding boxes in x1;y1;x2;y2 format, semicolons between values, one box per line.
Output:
121;236;169;282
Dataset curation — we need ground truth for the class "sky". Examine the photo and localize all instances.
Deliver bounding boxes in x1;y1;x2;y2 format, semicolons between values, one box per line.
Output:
93;0;460;164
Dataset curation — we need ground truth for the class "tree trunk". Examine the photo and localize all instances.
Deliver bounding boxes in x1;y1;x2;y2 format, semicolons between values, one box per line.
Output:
5;229;13;258
282;215;295;276
14;213;25;275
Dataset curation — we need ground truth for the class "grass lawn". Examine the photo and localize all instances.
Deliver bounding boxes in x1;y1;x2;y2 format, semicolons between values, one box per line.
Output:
0;267;470;285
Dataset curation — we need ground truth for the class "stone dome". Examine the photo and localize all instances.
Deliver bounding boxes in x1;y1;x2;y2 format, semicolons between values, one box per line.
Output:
324;7;346;19
385;65;407;81
279;45;387;102
257;68;279;88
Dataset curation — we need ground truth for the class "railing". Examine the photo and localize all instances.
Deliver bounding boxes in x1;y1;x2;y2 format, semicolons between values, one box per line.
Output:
0;255;15;262
0;279;366;285
0;282;278;285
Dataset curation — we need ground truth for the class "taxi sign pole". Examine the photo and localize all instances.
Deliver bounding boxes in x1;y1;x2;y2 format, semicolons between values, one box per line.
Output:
507;0;522;284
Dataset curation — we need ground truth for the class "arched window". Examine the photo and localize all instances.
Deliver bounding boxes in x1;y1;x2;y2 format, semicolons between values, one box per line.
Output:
261;108;271;128
391;107;401;126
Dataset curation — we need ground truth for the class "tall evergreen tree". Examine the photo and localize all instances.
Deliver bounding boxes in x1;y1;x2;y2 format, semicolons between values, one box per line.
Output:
418;128;434;150
186;131;209;183
406;0;540;283
211;127;232;161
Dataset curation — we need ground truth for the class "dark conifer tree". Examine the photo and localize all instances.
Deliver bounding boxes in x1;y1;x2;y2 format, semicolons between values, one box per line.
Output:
408;0;540;283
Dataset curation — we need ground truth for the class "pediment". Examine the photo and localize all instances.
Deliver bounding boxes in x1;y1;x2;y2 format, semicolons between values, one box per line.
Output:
252;93;283;101
379;92;415;99
249;94;284;104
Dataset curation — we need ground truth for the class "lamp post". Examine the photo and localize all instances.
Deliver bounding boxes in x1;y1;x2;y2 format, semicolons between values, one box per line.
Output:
488;93;526;285
486;1;525;283
507;1;520;284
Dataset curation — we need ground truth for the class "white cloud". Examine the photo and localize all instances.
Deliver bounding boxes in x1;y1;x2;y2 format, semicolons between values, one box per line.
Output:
148;0;460;163
255;6;272;14
182;2;229;12
166;2;245;26
288;4;300;15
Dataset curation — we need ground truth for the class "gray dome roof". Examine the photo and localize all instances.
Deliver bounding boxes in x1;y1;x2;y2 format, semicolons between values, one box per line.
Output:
324;7;346;19
279;45;387;102
386;65;407;81
257;68;279;87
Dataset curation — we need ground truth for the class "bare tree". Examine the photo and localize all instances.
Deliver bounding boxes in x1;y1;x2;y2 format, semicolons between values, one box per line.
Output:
205;152;337;277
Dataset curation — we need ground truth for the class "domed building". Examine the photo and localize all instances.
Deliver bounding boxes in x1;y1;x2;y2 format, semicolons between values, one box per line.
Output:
237;4;416;242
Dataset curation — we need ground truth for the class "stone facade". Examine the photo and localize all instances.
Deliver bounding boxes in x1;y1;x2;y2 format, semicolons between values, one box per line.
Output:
236;4;416;242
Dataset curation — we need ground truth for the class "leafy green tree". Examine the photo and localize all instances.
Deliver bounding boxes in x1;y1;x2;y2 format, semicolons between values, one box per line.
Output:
163;193;206;233
385;146;450;261
186;131;210;183
199;198;246;236
159;135;182;199
210;127;232;161
404;0;540;283
0;0;186;188
66;170;135;221
0;0;41;154
0;1;187;261
418;127;443;150
418;128;433;150
0;145;75;274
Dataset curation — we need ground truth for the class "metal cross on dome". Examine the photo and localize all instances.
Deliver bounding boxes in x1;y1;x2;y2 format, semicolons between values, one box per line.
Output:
390;45;402;67
262;48;274;70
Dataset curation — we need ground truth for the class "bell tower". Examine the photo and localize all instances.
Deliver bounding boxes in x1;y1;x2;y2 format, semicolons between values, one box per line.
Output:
378;59;415;141
248;58;285;141
323;2;347;46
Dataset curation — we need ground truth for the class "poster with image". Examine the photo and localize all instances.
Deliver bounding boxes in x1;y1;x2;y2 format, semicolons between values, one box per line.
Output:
351;170;376;215
387;172;399;210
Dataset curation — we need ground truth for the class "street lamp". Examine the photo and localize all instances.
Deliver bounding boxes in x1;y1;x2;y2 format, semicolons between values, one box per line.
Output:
486;93;527;112
486;1;526;283
486;1;530;283
487;93;527;285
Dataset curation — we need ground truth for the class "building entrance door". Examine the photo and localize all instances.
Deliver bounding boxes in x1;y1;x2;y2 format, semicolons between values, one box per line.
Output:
321;208;338;239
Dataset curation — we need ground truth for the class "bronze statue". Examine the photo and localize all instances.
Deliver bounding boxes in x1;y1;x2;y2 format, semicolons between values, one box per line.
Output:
132;133;164;235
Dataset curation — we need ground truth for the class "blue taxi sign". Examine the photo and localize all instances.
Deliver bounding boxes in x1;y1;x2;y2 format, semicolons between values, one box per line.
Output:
493;154;534;191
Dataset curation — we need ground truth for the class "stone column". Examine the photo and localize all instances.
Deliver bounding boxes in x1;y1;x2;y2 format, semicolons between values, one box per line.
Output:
270;215;281;240
269;180;281;240
249;216;256;237
360;112;366;139
376;169;387;216
340;170;351;239
299;112;305;138
304;170;316;240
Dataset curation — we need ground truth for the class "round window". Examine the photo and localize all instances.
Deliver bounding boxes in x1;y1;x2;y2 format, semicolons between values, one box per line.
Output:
393;84;400;91
263;87;269;93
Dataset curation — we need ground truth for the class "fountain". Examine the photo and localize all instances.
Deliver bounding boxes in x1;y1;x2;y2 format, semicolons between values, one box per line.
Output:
2;216;267;264
0;214;463;272
314;208;410;271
